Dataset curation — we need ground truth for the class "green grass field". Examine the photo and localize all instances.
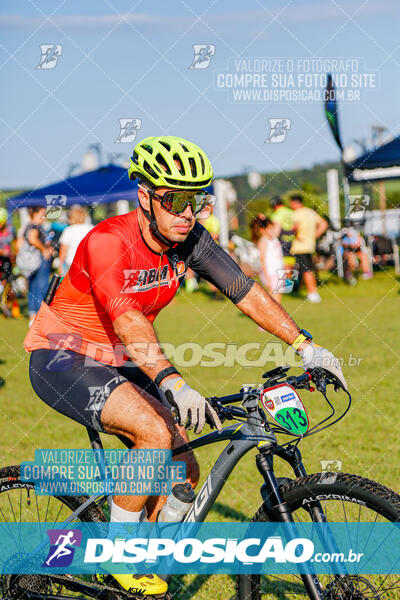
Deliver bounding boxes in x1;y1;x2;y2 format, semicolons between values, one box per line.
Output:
1;270;400;598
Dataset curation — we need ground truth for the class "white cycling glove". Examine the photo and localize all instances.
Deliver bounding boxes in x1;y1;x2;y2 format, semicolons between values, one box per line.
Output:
160;377;222;434
299;342;348;391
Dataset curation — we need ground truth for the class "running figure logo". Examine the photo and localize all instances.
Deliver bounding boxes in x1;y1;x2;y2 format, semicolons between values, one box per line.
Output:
265;119;291;143
189;45;216;69
36;45;63;69
42;529;82;567
87;385;112;412
115;119;142;143
273;269;299;293
45;194;67;219
348;195;370;220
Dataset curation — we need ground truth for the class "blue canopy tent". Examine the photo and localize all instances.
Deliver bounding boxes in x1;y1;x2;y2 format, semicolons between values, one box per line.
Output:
345;136;400;183
7;164;138;212
344;137;400;266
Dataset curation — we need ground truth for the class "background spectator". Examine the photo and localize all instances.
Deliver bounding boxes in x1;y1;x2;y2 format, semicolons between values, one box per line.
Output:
250;212;267;244
289;194;328;303
198;211;220;241
341;220;373;285
24;206;53;326
58;205;93;276
256;217;284;304
270;196;296;271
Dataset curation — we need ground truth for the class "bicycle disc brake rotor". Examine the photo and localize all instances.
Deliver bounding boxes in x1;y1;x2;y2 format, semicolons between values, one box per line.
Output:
325;575;381;600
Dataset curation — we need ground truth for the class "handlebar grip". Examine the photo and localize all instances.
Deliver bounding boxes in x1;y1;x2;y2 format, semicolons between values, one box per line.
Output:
286;372;311;388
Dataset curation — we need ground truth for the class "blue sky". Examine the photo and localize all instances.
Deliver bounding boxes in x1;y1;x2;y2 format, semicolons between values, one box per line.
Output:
1;0;399;189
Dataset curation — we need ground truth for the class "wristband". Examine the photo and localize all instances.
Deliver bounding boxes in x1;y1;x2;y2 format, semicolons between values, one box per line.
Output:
291;329;313;351
154;366;180;387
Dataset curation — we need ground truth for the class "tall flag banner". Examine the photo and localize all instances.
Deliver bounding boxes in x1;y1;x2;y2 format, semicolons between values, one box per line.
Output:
324;73;343;153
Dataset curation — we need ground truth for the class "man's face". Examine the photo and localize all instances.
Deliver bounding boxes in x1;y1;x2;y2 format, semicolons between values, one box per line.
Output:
290;200;302;210
139;186;196;243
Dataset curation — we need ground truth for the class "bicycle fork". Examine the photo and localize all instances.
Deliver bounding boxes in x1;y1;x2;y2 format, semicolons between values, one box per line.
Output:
256;446;324;600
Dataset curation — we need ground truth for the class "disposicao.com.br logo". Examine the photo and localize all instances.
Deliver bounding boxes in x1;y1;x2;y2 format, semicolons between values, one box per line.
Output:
0;522;383;576
84;535;361;566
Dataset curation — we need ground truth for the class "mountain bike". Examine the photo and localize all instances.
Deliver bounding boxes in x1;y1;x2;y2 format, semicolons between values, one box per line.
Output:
1;365;400;599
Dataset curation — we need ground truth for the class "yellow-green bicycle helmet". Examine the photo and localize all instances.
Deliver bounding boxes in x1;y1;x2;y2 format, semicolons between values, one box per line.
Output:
128;136;213;189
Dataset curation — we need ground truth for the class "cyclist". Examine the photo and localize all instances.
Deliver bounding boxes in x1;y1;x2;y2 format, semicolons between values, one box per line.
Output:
24;136;347;596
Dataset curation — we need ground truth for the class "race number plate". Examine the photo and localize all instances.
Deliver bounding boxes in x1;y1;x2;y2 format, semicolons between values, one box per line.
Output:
261;383;309;435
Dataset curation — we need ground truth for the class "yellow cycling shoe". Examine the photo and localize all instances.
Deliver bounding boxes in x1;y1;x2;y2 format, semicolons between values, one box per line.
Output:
100;572;168;596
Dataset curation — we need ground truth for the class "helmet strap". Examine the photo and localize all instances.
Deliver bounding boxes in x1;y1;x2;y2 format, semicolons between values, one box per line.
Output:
139;189;174;248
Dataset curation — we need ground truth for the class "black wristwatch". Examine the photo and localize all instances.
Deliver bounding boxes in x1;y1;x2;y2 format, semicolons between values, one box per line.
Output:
154;366;180;387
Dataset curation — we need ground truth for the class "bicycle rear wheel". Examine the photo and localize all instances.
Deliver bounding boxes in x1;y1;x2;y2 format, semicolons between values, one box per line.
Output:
236;472;400;599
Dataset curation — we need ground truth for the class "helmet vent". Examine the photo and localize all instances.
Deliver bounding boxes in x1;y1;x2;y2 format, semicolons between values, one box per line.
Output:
156;153;171;174
173;153;185;175
164;177;210;187
189;157;197;177
198;153;205;175
180;143;189;152
142;144;153;154
159;141;171;151
143;161;158;179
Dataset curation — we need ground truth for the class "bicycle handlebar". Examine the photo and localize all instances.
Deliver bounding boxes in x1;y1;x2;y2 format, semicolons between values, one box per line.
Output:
206;367;344;408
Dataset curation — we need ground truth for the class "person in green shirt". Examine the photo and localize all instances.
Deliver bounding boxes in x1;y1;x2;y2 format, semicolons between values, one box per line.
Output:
270;197;296;268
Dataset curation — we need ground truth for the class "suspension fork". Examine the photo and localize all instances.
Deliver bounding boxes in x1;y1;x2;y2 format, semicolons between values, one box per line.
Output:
272;444;347;582
256;446;324;600
275;444;328;524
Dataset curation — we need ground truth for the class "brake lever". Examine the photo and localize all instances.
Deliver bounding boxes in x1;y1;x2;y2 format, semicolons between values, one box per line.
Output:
310;368;327;393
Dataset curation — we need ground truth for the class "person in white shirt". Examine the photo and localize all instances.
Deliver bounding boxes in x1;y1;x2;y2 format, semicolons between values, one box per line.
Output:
255;217;284;304
58;205;93;275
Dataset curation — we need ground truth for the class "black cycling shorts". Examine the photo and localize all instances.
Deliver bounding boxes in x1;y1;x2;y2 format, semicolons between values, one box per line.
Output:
29;349;163;433
294;253;314;276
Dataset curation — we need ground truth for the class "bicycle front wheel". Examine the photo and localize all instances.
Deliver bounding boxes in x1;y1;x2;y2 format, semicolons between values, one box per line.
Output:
0;464;106;599
237;472;400;600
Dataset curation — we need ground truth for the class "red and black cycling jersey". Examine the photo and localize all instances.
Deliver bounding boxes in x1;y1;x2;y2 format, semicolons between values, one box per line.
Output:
25;209;254;366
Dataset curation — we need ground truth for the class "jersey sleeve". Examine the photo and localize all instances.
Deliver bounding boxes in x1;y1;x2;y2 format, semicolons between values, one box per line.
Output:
188;224;255;303
84;230;144;321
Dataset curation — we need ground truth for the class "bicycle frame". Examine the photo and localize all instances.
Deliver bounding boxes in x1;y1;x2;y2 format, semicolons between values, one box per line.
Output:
52;385;326;599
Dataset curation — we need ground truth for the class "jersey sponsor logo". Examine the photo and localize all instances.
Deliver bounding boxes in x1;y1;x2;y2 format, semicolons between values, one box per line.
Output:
121;265;171;293
122;260;187;294
170;255;187;279
175;260;185;276
281;392;296;403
